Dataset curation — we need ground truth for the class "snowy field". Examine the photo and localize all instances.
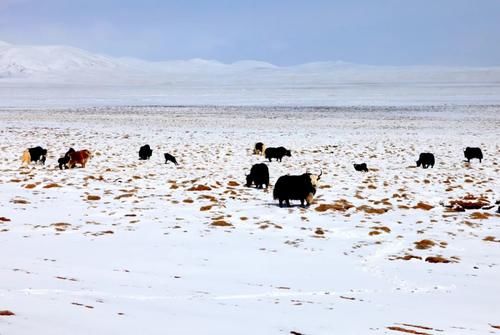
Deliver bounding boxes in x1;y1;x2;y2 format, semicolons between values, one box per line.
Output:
0;105;499;335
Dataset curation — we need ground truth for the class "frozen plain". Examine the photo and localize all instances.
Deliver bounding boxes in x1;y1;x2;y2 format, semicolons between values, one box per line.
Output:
0;105;499;334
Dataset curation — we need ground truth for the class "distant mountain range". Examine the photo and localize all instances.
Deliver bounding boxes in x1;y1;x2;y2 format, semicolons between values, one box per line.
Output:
2;40;500;85
1;40;500;107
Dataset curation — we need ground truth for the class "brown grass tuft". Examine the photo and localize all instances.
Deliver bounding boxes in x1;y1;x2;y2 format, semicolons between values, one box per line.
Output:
470;212;491;220
392;254;422;261
413;202;434;210
211;220;232;227
11;198;29;204
425;256;452;264
414;239;436;250
315;228;325;235
315;199;354;212
188;185;212;191
43;183;61;189
357;205;389;214
386;326;430;335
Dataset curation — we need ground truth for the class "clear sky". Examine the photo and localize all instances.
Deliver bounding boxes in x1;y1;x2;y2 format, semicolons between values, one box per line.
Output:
1;0;499;66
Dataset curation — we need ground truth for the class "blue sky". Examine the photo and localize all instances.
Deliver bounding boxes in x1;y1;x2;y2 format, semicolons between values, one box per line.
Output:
1;0;499;65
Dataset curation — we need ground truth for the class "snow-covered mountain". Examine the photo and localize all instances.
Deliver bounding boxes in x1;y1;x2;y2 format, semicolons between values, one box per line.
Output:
1;40;500;106
0;40;280;82
0;41;120;78
2;40;500;84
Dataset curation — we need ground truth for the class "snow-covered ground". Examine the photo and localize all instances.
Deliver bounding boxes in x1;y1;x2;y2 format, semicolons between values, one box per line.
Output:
0;106;499;334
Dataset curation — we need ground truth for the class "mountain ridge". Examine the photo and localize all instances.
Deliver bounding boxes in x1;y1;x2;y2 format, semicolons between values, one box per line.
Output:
1;40;500;85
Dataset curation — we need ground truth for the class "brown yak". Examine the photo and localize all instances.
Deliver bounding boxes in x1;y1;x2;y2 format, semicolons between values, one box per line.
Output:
68;149;92;168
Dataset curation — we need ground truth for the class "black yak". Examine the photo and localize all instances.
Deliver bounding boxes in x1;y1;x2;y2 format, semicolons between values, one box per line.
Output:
164;153;178;165
58;148;75;170
265;146;291;162
353;163;368;172
273;171;322;207
464;147;483;163
416;153;435;169
139;145;153;160
246;163;269;189
22;146;47;165
253;142;266;155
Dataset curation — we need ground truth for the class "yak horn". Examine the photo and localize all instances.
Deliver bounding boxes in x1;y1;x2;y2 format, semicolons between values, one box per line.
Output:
318;170;323;180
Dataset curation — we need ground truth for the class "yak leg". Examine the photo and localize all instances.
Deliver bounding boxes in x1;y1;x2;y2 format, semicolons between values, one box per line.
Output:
306;193;314;206
285;199;291;207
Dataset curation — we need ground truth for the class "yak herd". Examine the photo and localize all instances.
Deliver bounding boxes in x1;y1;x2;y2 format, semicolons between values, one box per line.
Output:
248;144;484;207
19;143;485;208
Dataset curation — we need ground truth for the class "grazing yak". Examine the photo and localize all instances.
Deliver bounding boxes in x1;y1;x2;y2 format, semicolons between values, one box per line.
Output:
58;148;75;170
22;146;47;165
246;163;269;189
265;146;291;162
464;147;483;163
416;153;435;169
164;153;178;165
353;163;368;172
139;144;153;160
273;171;322;207
68;149;92;168
253;142;266;155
